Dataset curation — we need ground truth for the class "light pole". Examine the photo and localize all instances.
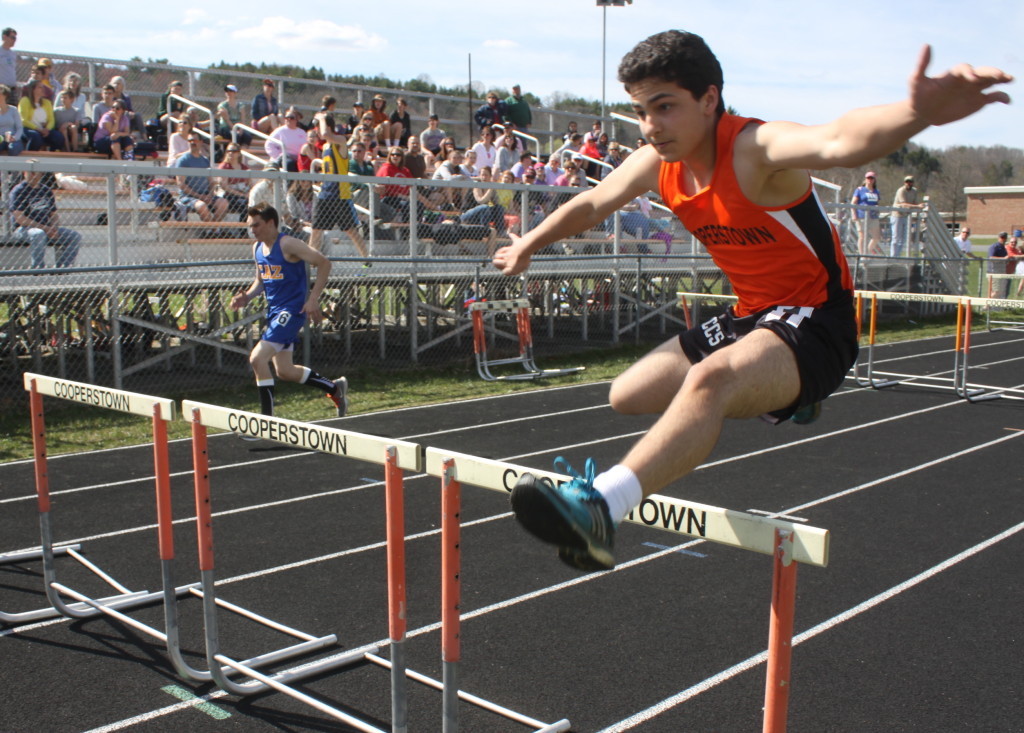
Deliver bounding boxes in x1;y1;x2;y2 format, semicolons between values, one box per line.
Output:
596;0;633;121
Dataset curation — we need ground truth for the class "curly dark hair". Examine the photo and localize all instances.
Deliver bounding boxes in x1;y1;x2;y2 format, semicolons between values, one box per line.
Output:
617;30;725;115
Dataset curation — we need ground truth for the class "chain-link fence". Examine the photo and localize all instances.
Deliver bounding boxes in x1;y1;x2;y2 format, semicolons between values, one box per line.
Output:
0;155;989;408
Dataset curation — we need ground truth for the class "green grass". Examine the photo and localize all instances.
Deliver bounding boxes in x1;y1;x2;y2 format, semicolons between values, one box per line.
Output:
4;310;1021;464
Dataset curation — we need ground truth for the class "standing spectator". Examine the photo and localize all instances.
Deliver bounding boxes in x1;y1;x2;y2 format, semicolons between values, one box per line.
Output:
474;92;506;131
174;134;228;223
216;84;251;146
890;175;924;257
504;84;532;132
0;84;24;155
228;203;347;420
10;168;81;269
954;226;973;257
38;59;62;99
94;100;134;159
987;231;1010;298
18;80;63;151
0;28;16;91
851;171;882;255
419;113;445;157
216;143;251;216
53;90;80;152
403;135;428;178
310;114;368;258
1012;230;1024;298
388;97;412;150
250;79;282;134
562;120;578;142
582;120;602;144
264;107;306;171
471;126;498;172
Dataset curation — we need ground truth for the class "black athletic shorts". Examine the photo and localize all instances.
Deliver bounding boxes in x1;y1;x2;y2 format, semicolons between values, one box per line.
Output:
312;197;359;232
678;294;858;423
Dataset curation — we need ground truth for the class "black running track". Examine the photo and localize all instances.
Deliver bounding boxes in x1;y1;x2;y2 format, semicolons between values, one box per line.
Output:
2;329;1022;733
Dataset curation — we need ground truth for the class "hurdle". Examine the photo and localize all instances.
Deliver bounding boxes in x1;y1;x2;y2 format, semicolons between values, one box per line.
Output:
470;299;585;381
424;447;829;733
183;399;428;731
6;374;191;627
853;291;1024;403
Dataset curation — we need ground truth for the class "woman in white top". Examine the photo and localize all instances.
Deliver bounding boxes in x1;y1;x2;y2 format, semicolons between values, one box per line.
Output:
470;126;497;171
165;118;193;168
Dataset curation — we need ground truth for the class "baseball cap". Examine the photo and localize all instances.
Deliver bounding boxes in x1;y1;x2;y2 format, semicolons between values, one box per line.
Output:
224;84;237;92
262;78;274;86
998;231;1008;238
865;171;876;178
38;57;53;67
904;175;914;182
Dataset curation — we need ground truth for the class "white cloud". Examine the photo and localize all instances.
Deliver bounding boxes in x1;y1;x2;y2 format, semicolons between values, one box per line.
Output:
182;9;209;25
232;16;386;52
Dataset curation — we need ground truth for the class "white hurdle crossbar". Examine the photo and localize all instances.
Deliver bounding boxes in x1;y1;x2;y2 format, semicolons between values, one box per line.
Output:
470;299;584;381
425;447;829;733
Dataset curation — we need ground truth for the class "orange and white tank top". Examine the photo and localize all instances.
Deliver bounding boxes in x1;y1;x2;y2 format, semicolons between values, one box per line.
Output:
659;114;853;317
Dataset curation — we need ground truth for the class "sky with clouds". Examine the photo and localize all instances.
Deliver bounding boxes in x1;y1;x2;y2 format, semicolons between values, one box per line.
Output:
4;0;1021;150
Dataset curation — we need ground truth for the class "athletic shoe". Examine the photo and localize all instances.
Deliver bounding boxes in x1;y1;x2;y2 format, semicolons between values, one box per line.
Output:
509;457;615;571
790;401;821;425
328;376;348;417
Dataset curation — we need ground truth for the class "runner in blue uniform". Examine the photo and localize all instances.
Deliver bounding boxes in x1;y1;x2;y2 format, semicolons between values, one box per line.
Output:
230;203;348;422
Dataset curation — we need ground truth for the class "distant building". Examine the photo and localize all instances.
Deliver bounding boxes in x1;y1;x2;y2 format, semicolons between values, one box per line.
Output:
964;186;1024;236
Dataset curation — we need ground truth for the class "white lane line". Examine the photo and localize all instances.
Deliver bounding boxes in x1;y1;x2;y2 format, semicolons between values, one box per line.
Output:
595;518;1024;733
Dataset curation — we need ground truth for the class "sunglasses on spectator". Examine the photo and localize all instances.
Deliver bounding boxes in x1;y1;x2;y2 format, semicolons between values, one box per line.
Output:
285;116;297;120
227;147;240;152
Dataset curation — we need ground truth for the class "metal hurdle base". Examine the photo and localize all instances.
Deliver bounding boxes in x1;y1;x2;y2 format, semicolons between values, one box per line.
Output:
470;299;584;382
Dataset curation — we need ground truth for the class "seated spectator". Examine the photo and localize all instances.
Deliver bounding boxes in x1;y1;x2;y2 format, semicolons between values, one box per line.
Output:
554;159;585;187
53;90;80;152
109;75;143;136
367;94;393;146
493;131;520;175
421;216;497;257
248;163;279;211
431;147;470;209
582;120;602;144
460;149;479;179
471;126;498;172
10;168;81;269
216;84;251;146
174;134;228;222
403;135;428;178
605;196;654;244
578;135;604;179
250;79;282;134
540;154;562;185
94;100;134;159
298;127;321;172
553;132;582;165
216;143;250;216
388;97;412;149
284;178;314;240
419;113;445;158
376;146;432;223
264;107;306;171
348;142;376;177
510;152;536;181
18;80;63;151
92;84;115;127
165;118;193;167
0;84;24;155
494;126;524;155
352;128;378;159
345;100;365;134
26;65;54;103
62;72;92;146
149;80;185;142
602;141;626;179
460;166;505;232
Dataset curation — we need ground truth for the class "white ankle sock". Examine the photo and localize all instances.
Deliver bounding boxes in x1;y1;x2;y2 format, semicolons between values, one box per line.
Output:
594;464;643;525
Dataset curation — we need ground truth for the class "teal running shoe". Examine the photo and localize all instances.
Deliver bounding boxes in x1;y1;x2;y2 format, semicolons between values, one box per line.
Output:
510;457;615;571
790;401;821;425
